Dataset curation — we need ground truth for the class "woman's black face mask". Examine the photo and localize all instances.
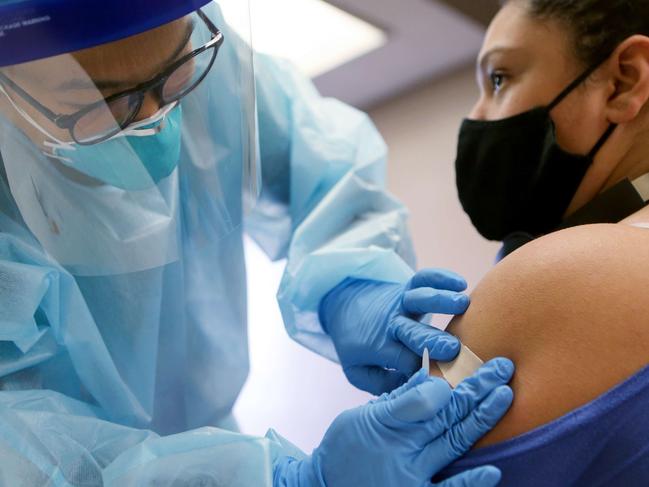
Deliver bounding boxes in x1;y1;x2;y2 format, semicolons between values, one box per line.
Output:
455;61;616;242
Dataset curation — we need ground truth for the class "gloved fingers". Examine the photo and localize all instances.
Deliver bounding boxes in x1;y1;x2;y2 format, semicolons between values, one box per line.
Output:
428;466;502;487
437;358;515;430
372;368;430;404
408;268;468;292
403;288;470;316
423;385;514;472
376;338;423;377
344;365;408;396
379;378;452;426
393;317;461;361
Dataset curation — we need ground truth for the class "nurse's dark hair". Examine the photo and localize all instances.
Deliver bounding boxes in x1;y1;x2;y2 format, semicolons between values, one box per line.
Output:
502;0;649;67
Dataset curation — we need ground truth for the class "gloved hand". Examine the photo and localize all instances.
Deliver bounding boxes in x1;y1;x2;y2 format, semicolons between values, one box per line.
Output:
320;268;470;395
274;358;515;487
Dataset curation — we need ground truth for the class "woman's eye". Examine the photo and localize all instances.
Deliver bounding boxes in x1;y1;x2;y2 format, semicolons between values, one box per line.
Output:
489;72;506;93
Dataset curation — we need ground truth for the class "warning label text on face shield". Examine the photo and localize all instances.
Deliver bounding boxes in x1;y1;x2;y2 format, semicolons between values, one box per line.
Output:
0;15;51;37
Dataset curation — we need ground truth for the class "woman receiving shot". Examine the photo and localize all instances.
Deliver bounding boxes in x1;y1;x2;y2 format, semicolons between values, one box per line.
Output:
430;0;649;484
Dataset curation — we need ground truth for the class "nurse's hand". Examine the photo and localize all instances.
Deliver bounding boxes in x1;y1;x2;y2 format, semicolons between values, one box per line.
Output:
320;269;470;395
274;359;515;487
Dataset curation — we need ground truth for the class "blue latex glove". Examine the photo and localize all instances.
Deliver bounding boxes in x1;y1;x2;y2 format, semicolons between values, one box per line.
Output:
274;358;515;487
320;268;471;395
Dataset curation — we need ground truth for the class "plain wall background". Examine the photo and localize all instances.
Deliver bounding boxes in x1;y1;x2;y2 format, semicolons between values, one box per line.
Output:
235;66;501;453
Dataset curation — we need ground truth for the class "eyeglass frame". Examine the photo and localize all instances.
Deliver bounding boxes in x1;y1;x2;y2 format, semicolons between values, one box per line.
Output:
0;9;223;145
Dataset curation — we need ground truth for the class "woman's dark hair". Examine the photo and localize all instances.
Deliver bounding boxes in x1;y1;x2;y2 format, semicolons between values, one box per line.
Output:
503;1;649;67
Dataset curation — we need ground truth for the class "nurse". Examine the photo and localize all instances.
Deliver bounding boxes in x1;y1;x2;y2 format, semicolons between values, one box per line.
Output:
0;1;514;485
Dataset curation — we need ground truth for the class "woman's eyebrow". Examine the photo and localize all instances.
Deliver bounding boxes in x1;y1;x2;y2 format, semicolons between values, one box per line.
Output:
477;46;522;72
58;20;196;91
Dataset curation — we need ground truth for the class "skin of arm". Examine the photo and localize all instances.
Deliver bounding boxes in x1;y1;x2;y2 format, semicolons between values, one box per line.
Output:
431;224;649;448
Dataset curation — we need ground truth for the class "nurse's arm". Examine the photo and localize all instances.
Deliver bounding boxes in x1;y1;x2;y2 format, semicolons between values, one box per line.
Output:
433;223;649;447
250;53;415;361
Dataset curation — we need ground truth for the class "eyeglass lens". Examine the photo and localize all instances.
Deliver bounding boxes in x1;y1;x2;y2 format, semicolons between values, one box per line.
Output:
72;46;216;144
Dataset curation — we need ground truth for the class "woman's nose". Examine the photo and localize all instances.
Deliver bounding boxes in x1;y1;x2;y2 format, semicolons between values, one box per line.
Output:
468;98;486;120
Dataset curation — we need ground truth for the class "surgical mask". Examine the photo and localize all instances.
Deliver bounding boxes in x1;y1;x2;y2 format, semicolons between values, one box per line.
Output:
45;103;184;191
0;82;183;191
455;62;617;241
0;112;181;276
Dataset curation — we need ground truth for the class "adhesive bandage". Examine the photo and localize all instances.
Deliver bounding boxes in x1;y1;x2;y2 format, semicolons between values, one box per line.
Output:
437;345;484;388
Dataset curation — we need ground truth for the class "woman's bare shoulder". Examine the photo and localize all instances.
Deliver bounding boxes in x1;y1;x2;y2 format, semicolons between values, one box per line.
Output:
445;223;649;447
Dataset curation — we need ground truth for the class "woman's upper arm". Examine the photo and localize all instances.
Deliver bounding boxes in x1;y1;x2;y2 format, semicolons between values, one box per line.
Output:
442;224;649;447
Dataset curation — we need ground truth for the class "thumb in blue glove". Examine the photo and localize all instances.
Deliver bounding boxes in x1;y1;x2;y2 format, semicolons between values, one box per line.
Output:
321;268;471;395
273;357;515;487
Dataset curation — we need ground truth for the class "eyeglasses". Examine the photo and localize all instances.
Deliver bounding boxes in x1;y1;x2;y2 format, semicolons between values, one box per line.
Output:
0;9;223;145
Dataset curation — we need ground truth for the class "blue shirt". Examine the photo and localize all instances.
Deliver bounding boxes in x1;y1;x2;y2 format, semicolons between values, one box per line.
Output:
435;365;649;486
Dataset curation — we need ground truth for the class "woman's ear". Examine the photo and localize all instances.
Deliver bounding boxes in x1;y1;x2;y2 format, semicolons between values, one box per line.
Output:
605;35;649;124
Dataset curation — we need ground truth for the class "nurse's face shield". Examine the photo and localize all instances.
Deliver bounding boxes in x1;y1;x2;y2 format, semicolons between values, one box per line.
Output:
0;1;258;276
0;10;224;146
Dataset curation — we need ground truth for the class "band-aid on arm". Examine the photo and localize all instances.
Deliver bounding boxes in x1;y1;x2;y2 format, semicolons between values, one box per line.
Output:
436;345;484;388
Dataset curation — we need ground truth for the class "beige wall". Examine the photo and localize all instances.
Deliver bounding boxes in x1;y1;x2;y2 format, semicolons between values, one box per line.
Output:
370;66;501;291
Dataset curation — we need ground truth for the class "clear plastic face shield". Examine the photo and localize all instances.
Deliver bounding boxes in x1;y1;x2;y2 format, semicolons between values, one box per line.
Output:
0;0;257;276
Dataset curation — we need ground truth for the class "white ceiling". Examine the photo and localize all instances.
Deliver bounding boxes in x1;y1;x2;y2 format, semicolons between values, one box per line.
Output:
223;0;389;78
313;0;486;109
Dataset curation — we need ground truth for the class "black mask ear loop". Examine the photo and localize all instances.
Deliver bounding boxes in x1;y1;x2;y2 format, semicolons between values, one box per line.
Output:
547;58;617;159
498;59;618;260
547;59;607;111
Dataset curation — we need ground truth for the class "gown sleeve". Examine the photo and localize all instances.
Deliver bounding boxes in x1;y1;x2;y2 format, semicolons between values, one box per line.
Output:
246;54;416;361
